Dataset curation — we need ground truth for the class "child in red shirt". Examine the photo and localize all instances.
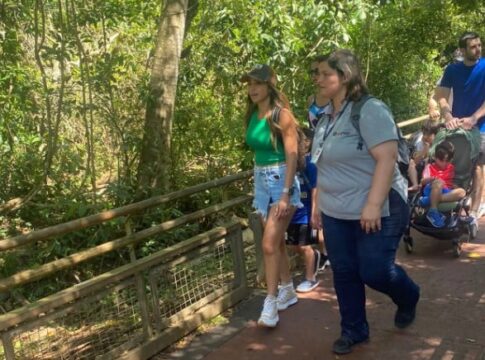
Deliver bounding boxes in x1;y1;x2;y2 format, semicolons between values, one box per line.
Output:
418;141;466;227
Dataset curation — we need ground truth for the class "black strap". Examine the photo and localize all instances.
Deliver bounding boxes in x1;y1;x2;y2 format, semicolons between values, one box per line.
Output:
350;95;409;170
350;95;406;146
271;106;282;124
350;95;374;150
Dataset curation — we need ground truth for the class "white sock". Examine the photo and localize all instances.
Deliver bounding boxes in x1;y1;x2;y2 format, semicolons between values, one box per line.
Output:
280;281;293;289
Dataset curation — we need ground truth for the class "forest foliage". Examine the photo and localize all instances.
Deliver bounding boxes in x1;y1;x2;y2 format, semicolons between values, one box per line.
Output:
1;0;485;237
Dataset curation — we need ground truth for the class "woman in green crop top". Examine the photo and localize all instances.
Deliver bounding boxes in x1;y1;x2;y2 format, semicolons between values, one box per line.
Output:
241;64;302;328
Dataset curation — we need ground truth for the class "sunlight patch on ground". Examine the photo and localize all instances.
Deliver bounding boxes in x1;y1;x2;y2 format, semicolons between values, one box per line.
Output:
479;293;485;304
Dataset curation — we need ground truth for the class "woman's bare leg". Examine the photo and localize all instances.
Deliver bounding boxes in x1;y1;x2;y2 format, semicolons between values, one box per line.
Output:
262;206;296;296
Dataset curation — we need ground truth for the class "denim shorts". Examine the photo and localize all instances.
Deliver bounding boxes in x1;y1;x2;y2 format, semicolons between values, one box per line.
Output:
253;163;302;219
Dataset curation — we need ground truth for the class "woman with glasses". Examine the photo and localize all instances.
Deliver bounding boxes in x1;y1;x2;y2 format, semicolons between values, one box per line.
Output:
311;49;420;355
241;64;302;328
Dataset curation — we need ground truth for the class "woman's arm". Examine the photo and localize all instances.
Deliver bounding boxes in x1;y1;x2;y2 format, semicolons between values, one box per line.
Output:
275;108;298;218
361;140;397;233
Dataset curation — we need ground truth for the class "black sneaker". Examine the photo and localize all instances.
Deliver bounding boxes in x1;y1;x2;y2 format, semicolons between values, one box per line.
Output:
332;336;368;355
394;305;417;329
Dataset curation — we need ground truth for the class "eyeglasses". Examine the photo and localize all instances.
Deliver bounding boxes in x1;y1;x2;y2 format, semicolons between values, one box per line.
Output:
309;68;319;76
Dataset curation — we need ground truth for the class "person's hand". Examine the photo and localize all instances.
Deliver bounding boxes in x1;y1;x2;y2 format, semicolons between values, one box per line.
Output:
428;108;440;121
311;208;322;230
445;116;462;130
459;116;476;130
360;203;382;234
274;195;290;219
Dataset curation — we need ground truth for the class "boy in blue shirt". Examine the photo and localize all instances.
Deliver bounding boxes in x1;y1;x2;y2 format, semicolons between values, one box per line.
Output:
285;128;322;292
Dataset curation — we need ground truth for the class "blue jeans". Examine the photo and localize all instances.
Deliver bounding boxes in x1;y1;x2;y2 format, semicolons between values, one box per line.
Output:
322;189;420;342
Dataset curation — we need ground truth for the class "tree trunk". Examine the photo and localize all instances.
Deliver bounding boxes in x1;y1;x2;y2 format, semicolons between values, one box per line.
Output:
137;0;195;196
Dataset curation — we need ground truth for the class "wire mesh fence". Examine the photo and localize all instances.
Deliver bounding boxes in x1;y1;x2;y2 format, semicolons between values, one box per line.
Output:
0;223;248;360
151;241;235;324
4;279;143;360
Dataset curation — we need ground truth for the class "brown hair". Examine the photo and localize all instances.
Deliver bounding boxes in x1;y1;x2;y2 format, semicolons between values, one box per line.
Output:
459;31;480;49
243;73;295;150
421;119;444;136
326;49;368;102
435;140;454;161
312;54;329;64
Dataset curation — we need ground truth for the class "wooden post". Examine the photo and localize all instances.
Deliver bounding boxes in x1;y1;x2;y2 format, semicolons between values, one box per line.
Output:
229;223;247;291
248;212;265;286
1;333;15;360
125;219;153;339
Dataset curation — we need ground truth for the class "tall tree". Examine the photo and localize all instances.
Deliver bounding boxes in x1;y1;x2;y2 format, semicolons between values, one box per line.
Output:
137;0;197;195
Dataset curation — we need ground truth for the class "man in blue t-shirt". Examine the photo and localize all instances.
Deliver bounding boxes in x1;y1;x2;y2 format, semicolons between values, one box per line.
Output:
435;31;485;220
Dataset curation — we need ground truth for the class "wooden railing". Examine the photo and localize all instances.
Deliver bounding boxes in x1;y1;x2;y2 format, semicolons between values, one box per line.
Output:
0;171;254;360
0;114;428;360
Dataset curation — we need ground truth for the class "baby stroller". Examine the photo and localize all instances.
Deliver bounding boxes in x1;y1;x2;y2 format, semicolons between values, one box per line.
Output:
403;129;479;258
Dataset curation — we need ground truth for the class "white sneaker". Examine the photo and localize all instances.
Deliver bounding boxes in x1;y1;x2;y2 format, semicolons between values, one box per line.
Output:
296;279;320;293
258;296;278;327
276;284;298;311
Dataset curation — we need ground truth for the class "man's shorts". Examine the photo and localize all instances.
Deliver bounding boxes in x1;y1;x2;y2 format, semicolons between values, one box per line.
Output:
479;133;485;166
285;223;317;246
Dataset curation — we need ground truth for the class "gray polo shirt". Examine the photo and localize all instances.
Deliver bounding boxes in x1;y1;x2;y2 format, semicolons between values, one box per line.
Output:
311;98;407;220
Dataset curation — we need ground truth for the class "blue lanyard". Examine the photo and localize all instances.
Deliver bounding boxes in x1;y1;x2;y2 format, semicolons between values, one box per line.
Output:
322;119;336;141
320;101;350;145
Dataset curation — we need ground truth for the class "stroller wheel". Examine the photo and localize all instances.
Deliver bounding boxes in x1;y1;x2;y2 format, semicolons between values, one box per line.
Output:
452;240;462;258
403;235;413;254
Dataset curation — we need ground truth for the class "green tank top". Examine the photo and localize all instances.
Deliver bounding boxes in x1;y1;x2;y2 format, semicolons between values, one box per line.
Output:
245;111;286;166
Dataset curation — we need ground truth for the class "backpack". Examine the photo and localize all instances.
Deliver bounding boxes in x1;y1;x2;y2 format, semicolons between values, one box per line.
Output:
350;95;410;176
271;106;307;171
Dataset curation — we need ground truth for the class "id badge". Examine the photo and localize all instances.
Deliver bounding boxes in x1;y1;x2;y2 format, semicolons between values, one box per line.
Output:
311;144;323;164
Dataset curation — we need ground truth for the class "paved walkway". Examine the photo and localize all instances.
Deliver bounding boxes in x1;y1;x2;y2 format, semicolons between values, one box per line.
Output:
158;218;485;360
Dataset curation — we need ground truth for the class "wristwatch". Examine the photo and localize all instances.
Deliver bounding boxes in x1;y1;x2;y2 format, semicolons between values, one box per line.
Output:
282;187;294;195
